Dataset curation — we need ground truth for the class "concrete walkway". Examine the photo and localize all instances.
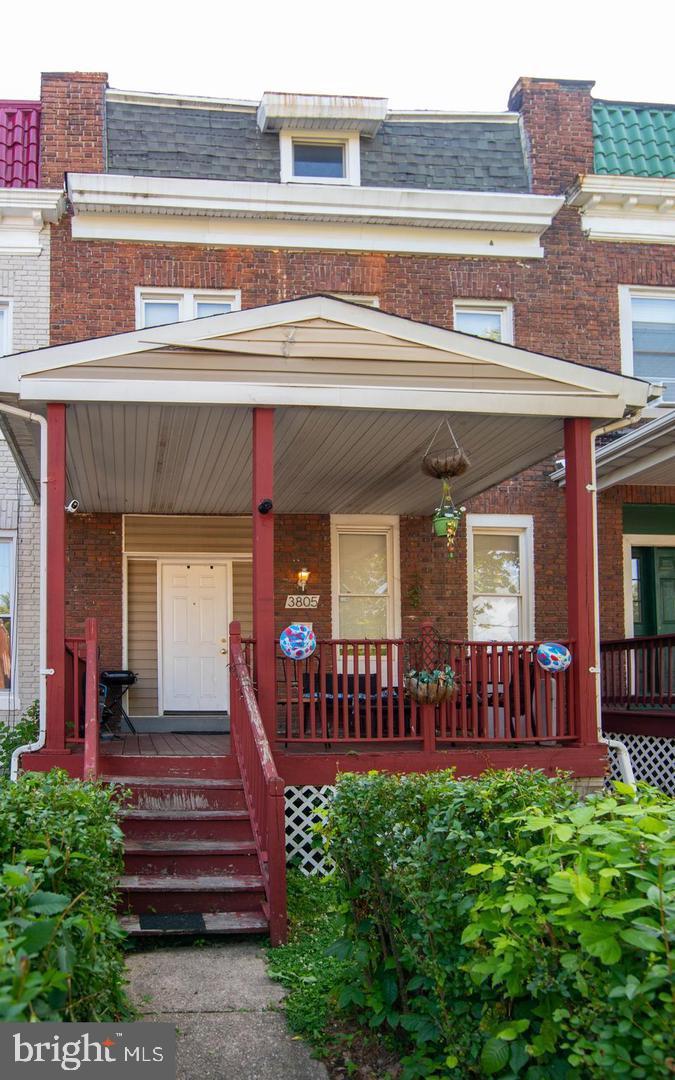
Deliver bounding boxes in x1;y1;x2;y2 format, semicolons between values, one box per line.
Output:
126;941;328;1080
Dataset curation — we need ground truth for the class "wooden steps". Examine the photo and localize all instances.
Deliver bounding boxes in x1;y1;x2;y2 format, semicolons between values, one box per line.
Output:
109;768;268;937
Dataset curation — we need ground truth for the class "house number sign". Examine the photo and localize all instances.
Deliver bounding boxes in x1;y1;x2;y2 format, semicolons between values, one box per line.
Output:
285;594;320;609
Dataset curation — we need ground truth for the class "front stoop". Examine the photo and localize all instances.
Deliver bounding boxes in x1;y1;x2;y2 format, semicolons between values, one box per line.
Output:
106;768;269;938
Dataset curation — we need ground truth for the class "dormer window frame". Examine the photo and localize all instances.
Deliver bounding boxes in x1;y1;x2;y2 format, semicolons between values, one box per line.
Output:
279;130;361;187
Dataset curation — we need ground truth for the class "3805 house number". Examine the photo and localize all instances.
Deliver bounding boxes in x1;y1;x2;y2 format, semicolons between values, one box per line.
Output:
285;595;320;609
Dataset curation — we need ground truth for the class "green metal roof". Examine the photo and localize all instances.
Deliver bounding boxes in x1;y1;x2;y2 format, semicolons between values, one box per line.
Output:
593;101;675;178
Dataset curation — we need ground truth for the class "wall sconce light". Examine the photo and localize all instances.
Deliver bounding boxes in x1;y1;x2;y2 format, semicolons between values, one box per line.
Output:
297;567;310;592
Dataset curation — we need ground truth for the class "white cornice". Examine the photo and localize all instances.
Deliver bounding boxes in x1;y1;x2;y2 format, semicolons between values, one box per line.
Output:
568;174;675;244
0;189;66;255
66;173;563;259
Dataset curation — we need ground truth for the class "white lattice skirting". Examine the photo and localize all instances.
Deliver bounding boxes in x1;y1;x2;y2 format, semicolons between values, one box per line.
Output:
606;732;675;796
285;786;335;875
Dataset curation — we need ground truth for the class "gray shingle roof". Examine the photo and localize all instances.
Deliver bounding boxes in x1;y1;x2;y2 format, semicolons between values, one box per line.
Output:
106;103;529;193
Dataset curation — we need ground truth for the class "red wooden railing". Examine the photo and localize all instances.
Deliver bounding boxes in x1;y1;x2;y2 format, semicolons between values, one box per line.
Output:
601;634;675;713
229;621;287;946
274;636;576;748
65;619;100;777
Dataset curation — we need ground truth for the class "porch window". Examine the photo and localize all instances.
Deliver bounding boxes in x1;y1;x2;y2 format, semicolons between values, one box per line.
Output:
331;516;400;639
467;515;534;641
0;536;15;692
0;301;11;356
453;301;514;344
136;288;242;329
619;287;675;403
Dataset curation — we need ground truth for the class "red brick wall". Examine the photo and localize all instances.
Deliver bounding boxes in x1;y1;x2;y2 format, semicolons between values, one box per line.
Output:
274;515;332;639
39;71;107;188
66;513;122;670
508;77;595;194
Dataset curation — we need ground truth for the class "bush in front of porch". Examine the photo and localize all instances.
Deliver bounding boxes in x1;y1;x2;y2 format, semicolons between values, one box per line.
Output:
320;769;674;1079
0;768;133;1021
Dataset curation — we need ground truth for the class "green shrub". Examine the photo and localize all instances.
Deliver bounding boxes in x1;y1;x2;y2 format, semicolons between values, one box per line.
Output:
0;700;39;778
0;769;132;1020
323;769;674;1079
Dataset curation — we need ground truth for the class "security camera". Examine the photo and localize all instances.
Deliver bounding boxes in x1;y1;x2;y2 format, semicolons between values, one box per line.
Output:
65;499;80;514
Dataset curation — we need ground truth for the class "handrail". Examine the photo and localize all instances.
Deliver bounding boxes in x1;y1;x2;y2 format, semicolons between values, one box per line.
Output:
229;620;287;946
601;633;675;712
83;618;100;780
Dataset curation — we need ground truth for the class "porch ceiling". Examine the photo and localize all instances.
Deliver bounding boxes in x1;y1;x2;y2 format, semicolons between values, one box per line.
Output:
8;402;567;514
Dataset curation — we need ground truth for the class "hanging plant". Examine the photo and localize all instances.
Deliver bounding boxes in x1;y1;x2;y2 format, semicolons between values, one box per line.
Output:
421;417;471;480
432;480;466;557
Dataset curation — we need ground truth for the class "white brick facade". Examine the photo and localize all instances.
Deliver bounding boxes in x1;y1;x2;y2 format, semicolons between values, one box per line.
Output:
0;227;49;719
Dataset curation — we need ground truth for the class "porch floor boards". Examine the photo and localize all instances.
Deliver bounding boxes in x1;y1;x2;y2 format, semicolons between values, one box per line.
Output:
101;733;231;757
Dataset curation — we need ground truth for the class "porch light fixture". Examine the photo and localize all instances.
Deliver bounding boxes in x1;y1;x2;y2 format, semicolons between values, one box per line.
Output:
297;568;310;592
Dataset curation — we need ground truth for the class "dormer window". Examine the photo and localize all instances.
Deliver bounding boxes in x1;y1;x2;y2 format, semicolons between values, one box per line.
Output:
280;131;360;186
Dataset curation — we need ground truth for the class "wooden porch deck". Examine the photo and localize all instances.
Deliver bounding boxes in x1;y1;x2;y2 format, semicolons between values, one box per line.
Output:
100;733;231;757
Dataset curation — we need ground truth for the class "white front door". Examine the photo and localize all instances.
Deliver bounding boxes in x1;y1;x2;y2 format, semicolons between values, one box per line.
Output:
161;563;229;712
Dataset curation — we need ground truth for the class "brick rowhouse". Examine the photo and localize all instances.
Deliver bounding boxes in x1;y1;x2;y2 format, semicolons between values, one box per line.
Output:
40;74;675;649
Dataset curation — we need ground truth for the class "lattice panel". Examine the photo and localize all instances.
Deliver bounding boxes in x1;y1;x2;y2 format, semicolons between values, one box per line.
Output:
285;786;335;875
605;733;675;796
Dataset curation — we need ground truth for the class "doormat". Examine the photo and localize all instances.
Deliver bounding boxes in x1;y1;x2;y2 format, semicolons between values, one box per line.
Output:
139;913;207;932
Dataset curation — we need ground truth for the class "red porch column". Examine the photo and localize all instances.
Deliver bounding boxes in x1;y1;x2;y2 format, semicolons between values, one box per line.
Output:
45;403;67;751
252;408;276;742
564;417;600;745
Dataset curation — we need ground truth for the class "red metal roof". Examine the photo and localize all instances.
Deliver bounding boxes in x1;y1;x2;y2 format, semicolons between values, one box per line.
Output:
0;102;40;187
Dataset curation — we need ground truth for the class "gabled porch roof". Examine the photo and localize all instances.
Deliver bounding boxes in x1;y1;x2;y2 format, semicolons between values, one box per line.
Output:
0;295;659;514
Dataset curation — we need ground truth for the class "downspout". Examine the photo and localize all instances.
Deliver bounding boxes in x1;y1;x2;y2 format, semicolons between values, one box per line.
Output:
0;404;49;781
590;415;636;787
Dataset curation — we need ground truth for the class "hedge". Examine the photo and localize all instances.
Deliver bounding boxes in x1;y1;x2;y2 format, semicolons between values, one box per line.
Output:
323;768;674;1079
0;769;133;1021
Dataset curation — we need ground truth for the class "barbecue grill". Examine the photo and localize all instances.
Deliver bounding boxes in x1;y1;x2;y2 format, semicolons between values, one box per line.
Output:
100;670;137;734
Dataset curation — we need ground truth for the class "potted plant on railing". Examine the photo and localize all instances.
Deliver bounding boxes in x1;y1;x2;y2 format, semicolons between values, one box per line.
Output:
404;663;458;705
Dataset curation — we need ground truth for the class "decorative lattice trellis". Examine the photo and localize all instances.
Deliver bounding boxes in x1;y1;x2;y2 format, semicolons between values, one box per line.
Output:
285;785;336;875
605;733;675;796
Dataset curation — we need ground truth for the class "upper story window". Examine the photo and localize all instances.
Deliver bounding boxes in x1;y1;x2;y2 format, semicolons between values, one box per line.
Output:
329;293;380;308
0;301;12;356
136;288;241;329
453;301;514;344
279;131;361;186
619;287;675;403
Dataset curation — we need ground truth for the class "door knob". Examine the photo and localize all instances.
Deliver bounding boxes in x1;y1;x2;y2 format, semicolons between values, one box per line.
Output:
220;648;228;655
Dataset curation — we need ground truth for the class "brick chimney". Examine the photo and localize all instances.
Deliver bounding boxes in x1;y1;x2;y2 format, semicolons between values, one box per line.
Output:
39;71;108;187
508;77;595;195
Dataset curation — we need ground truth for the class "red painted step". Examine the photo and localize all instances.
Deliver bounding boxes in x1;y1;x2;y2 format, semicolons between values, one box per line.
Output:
107;776;247;811
119;873;266;915
119;910;268;937
124;838;259;877
121;808;253;842
100;756;240;780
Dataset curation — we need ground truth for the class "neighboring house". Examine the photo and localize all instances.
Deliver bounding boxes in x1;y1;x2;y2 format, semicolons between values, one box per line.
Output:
0;101;64;721
0;73;672;939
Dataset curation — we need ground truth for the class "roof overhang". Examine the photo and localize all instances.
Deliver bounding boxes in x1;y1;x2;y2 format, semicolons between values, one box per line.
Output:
0;189;66;255
568;174;675;244
551;411;675;490
0;296;659;513
257;92;388;135
66;173;564;259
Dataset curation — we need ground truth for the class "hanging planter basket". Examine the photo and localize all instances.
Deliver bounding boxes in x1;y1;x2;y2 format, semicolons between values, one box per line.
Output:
420;418;471;480
422;448;470;480
405;666;458;705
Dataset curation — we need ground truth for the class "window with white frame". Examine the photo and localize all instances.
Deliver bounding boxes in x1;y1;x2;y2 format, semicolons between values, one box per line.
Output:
329;293;380;308
135;288;241;329
331;516;400;639
619;287;675;403
453;301;514;344
467;515;534;641
0;301;12;356
280;131;361;186
0;535;16;693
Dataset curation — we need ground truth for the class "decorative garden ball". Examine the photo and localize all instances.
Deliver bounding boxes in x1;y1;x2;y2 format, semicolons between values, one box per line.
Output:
279;623;317;660
536;642;572;673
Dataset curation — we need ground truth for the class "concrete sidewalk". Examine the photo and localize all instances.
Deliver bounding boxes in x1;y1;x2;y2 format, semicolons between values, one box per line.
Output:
126;941;328;1080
